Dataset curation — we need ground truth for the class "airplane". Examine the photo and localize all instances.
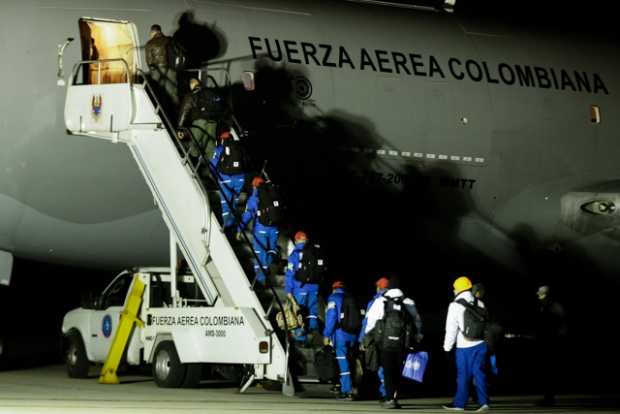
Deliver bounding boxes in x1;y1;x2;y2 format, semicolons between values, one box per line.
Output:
0;0;617;392
0;0;617;280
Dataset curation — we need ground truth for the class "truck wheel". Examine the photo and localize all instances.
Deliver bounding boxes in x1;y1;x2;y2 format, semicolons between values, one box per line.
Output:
66;332;89;378
182;363;202;388
152;341;186;388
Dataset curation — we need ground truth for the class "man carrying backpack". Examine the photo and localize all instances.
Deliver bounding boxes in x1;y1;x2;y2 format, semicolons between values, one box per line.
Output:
358;277;390;401
284;231;323;345
323;280;361;401
209;129;246;231
442;276;490;412
145;24;182;109
237;177;282;285
177;78;229;163
365;285;423;409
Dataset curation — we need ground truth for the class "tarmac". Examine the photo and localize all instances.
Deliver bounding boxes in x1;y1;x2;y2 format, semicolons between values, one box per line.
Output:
0;365;618;413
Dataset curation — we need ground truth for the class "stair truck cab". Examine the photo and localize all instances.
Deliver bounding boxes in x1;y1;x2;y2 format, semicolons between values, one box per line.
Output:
62;268;276;389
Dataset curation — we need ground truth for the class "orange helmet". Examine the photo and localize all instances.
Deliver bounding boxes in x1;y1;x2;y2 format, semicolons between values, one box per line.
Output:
251;176;265;187
376;277;389;290
332;280;345;290
294;231;307;242
220;130;232;140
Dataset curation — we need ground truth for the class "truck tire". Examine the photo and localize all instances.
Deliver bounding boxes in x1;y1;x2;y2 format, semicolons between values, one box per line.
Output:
66;331;89;378
152;341;186;388
181;363;202;388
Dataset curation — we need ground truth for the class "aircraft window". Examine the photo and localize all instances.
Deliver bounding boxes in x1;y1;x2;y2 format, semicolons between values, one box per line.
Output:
590;105;601;124
77;19;137;85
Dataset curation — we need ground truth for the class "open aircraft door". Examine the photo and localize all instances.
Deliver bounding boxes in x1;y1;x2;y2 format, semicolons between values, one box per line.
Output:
64;18;142;136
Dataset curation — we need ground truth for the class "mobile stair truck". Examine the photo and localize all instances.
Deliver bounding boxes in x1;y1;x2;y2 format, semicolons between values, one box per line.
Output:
60;56;296;395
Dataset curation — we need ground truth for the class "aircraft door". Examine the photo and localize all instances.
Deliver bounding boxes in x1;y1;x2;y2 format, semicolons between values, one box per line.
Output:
78;17;142;84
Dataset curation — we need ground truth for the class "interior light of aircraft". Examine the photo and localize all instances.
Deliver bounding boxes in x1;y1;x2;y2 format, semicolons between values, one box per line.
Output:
56;37;74;87
581;200;616;215
242;71;255;91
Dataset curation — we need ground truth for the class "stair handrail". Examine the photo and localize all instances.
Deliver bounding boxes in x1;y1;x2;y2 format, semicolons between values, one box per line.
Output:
135;70;291;361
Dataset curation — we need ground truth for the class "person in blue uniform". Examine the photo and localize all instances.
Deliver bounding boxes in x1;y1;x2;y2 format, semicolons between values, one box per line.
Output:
209;129;245;230
237;176;279;285
359;276;390;401
285;231;320;344
324;280;357;400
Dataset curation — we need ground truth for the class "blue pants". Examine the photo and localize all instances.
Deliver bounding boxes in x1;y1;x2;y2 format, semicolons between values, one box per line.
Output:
454;343;489;408
292;289;319;342
218;173;245;228
377;366;386;398
334;330;357;394
253;222;279;284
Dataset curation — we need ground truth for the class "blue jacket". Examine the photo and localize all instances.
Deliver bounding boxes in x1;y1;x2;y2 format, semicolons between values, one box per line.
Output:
238;188;259;233
324;288;358;340
285;241;319;294
209;143;224;170
358;289;386;342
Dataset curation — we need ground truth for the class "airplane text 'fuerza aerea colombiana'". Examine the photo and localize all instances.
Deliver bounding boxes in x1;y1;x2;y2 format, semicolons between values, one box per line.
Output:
249;37;609;95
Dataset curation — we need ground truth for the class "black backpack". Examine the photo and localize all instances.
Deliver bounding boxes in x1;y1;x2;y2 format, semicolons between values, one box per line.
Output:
218;140;246;175
257;182;284;226
456;298;488;341
194;88;228;121
294;243;326;284
376;297;413;351
339;293;362;335
315;345;339;383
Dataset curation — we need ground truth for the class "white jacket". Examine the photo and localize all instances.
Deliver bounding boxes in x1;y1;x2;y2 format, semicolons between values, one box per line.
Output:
443;290;485;351
364;289;421;334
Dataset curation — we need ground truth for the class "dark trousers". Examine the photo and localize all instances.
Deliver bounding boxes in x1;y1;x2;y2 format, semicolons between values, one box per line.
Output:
380;349;404;400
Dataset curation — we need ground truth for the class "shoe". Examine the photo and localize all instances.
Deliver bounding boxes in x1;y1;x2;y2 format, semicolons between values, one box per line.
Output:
336;393;354;401
476;404;490;412
382;399;401;409
442;404;465;411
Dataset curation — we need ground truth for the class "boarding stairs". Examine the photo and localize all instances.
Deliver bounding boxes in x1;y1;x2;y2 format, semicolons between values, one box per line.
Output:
63;59;295;394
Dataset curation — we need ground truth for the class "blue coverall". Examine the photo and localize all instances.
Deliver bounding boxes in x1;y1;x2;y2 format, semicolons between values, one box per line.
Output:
239;188;279;284
324;288;357;394
358;290;387;398
285;241;320;342
210;144;245;229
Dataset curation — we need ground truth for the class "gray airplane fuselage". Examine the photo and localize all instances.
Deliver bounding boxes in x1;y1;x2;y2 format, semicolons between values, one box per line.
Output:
1;0;619;278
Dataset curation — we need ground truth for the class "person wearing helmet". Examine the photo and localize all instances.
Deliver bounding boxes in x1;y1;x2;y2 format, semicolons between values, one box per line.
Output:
237;176;280;285
177;78;228;163
284;231;320;344
209;129;246;230
323;280;358;401
358;277;390;401
535;285;567;406
442;276;490;412
364;279;423;409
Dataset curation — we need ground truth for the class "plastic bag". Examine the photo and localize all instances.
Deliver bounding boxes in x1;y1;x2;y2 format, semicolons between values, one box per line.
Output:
402;351;428;382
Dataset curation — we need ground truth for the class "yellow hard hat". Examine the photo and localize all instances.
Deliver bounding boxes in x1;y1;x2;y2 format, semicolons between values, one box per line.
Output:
453;276;473;294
